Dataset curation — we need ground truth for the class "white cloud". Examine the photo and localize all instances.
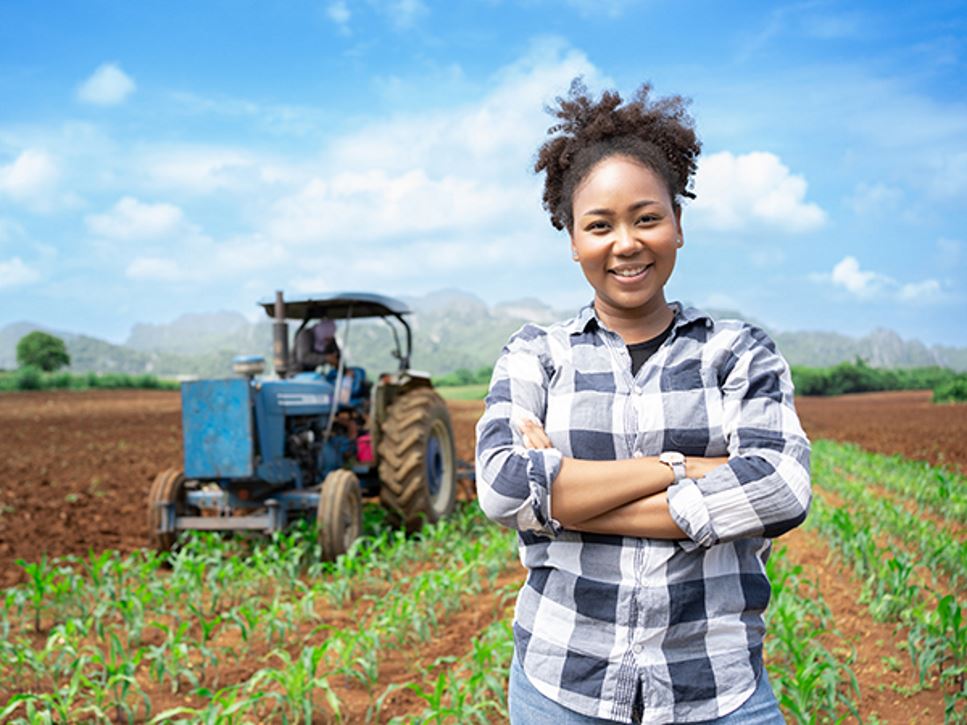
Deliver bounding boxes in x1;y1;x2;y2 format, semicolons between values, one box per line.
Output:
898;278;942;302
812;256;946;304
76;63;136;106
144;147;256;194
0;149;60;205
0;257;40;288
327;1;351;27
689;151;826;233
267;39;601;253
86;197;185;240
829;256;888;298
267;170;533;244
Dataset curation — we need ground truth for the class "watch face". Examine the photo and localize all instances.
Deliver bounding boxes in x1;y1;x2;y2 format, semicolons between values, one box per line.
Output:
661;451;685;464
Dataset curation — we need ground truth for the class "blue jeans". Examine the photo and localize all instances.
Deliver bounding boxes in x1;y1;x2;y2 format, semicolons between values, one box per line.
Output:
508;654;785;724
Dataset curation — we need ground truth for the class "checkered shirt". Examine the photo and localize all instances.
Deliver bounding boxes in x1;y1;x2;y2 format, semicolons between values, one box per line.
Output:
475;301;811;723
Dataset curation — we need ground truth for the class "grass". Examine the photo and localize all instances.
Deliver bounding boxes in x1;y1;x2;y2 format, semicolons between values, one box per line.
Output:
436;383;488;401
0;369;178;393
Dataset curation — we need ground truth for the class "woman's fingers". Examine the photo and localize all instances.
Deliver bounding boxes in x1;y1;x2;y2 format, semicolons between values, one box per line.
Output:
519;419;552;449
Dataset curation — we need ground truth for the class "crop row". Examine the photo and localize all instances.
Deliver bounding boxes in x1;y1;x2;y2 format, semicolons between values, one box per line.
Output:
0;503;520;723
810;447;966;722
812;440;967;524
812;445;965;590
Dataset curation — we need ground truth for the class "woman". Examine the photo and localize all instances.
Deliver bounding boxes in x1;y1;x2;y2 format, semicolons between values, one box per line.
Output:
475;80;811;724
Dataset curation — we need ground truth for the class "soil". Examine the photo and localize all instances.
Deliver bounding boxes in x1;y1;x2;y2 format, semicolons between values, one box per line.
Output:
1;388;964;722
795;390;967;473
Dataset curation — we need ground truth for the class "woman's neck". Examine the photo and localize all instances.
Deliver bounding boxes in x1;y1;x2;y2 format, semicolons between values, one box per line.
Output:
594;294;675;344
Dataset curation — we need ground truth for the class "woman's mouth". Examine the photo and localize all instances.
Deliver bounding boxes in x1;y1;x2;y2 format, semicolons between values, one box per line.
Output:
609;263;652;283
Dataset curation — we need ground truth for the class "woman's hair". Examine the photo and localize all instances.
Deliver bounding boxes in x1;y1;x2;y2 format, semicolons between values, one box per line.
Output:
534;78;702;231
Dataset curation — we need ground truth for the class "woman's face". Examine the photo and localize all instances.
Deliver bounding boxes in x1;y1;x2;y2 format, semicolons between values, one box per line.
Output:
569;155;682;321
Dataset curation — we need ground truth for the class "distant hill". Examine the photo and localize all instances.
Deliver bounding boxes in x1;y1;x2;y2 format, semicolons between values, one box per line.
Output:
2;291;966;376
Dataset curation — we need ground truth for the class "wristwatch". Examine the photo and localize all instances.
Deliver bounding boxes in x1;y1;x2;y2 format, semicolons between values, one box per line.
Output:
659;451;687;483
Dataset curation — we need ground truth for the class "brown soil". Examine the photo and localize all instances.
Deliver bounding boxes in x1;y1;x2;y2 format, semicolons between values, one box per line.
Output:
1;388;964;722
795;390;967;472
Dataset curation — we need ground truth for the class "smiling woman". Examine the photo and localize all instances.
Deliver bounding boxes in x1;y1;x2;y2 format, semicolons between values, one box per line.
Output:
475;79;811;724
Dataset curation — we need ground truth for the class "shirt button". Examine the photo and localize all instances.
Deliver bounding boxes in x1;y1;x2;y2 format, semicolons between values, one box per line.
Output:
633;451;643;459
635;385;644;395
633;642;644;654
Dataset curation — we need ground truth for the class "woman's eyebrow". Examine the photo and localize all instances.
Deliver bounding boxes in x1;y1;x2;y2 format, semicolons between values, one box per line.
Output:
580;199;659;218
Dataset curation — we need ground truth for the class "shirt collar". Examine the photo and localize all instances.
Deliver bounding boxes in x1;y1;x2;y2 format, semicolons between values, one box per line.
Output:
567;300;714;336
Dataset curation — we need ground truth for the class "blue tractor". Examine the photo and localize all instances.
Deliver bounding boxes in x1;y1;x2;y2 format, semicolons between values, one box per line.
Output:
148;291;458;560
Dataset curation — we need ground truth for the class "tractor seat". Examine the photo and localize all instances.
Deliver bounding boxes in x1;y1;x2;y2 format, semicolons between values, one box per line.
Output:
324;366;369;405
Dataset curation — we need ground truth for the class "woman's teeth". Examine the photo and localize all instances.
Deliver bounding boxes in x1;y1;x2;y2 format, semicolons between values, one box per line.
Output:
613;265;647;277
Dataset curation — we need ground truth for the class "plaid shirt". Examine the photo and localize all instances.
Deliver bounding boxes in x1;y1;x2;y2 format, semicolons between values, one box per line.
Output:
475;302;811;723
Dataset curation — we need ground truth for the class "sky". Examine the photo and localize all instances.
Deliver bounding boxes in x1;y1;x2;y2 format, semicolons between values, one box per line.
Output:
0;0;965;346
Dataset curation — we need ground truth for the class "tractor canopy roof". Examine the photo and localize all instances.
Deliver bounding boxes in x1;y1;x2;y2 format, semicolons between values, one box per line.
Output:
258;291;411;321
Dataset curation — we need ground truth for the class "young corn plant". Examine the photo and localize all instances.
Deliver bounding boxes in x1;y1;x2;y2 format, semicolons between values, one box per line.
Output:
248;644;343;724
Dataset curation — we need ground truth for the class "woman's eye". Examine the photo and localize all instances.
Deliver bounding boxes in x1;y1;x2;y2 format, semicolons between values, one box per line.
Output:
637;214;659;224
587;221;610;232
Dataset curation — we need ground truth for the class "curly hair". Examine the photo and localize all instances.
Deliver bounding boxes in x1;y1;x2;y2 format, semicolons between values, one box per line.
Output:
534;78;702;231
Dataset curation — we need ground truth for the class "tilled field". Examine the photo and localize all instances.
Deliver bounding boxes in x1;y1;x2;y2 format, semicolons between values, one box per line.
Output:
795;390;967;473
0;390;482;588
1;388;965;722
2;389;962;588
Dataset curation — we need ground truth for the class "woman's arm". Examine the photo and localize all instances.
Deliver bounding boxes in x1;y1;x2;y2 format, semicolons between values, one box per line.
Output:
518;419;727;535
570;492;683;538
665;326;812;548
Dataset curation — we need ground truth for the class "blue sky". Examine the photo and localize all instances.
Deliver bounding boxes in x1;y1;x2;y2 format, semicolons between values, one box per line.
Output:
1;0;964;346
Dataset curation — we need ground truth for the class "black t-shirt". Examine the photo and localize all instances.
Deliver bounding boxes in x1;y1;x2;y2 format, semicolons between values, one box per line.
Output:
627;318;675;376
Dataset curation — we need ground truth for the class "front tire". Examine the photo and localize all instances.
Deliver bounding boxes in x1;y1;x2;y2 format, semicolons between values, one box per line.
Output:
148;468;193;553
318;469;362;561
378;388;457;531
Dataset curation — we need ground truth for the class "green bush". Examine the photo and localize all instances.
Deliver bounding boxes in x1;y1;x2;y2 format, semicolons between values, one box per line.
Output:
0;369;178;393
791;359;964;401
933;375;967;403
15;365;43;391
435;365;493;387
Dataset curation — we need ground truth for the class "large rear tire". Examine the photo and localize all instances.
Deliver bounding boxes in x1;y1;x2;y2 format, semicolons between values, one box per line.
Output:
378;388;457;531
318;469;362;561
148;468;193;553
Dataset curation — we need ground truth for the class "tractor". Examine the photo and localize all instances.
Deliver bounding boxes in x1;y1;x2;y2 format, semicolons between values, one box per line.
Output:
148;290;460;560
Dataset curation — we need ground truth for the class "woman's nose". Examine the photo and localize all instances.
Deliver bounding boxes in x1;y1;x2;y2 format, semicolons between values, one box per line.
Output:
612;225;640;255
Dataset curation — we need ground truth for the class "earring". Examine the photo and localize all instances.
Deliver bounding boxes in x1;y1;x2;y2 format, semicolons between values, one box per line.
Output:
572;252;579;261
676;236;684;247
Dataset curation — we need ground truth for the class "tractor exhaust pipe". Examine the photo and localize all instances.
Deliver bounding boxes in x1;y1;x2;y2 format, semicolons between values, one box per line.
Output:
272;290;289;378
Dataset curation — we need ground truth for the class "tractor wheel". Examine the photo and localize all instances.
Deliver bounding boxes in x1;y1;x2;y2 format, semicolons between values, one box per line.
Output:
318;469;362;561
378;388;457;531
147;468;193;553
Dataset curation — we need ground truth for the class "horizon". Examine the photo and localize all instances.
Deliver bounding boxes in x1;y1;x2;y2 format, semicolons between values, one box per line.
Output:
4;286;963;355
1;1;965;346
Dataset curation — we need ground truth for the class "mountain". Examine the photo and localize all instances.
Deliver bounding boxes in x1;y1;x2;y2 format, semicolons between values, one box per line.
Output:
2;293;966;376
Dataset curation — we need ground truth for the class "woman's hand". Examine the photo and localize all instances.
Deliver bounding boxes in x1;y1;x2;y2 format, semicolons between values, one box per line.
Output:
518;418;553;449
518;418;728;479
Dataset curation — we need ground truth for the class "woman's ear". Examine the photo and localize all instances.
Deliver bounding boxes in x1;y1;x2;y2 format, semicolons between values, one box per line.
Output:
570;235;579;261
674;206;684;247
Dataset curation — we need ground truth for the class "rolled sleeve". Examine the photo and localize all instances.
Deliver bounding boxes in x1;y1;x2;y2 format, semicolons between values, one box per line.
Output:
475;326;564;537
667;326;812;548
